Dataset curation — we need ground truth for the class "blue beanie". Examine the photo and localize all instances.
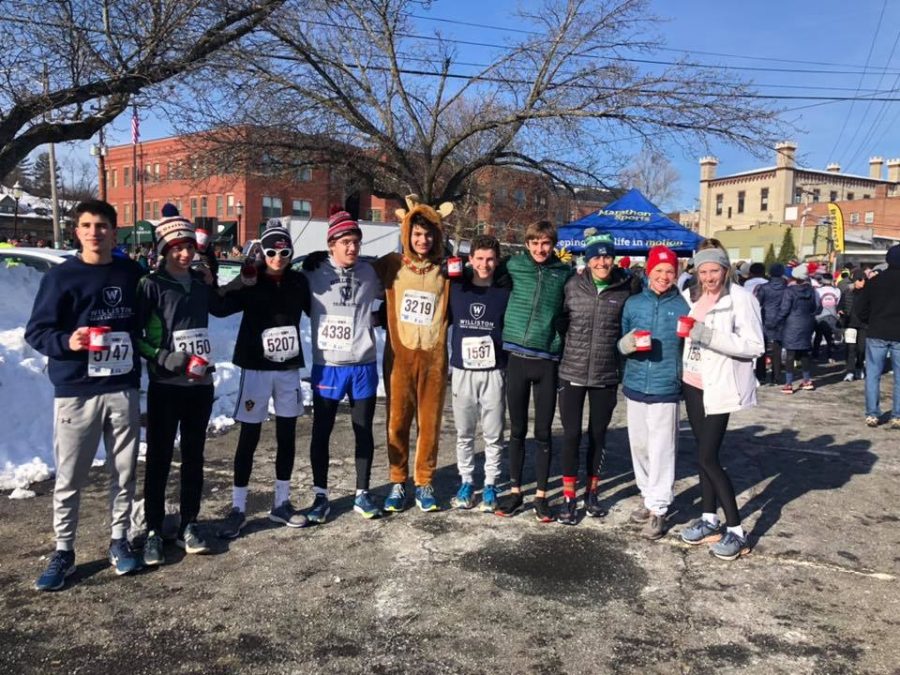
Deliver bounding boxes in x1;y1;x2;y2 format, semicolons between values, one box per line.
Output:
769;263;785;278
886;244;900;268
161;202;179;218
582;228;615;260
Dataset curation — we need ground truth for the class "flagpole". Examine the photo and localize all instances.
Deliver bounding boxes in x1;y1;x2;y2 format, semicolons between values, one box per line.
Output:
131;103;138;230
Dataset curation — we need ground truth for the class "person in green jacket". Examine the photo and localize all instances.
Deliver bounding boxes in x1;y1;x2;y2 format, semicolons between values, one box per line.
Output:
495;220;573;521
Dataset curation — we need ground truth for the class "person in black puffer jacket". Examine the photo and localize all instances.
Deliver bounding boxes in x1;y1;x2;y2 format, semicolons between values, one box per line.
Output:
556;230;633;525
775;263;820;393
754;263;788;385
838;269;867;381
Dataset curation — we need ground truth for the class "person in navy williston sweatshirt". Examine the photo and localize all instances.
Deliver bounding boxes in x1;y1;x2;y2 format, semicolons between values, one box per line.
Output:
26;199;145;591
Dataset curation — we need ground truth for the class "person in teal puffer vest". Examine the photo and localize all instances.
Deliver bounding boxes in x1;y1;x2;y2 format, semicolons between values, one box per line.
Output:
618;245;688;541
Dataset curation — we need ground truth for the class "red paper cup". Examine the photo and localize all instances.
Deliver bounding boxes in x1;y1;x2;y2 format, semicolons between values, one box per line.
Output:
447;256;462;277
676;316;695;338
186;354;209;380
195;227;210;252
635;330;652;351
88;326;111;352
241;261;258;285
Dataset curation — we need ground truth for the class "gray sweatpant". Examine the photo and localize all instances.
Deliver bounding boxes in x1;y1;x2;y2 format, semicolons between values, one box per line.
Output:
626;398;679;516
52;389;140;551
451;367;506;485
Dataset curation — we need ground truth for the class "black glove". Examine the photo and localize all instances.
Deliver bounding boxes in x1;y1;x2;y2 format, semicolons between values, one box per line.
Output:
301;250;329;272
158;349;190;374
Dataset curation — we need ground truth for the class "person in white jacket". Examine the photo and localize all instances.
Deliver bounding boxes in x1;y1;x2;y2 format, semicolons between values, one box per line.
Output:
678;244;764;561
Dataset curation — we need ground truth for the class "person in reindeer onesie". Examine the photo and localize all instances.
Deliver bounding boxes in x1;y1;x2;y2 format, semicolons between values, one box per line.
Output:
375;194;454;513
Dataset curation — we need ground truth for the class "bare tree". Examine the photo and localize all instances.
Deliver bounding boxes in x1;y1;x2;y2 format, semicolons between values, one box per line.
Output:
0;0;289;180
618;146;681;207
170;0;785;206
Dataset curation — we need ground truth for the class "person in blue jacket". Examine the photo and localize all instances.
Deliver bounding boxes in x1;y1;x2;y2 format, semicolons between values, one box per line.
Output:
617;245;689;540
776;263;820;393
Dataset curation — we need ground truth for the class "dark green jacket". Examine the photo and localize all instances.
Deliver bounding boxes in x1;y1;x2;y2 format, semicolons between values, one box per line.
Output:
501;252;573;356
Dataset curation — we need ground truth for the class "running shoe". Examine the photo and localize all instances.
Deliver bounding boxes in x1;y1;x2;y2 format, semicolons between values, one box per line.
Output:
800;380;815;391
866;415;880;428
270;501;308;528
306;494;331;524
557;497;578;526
177;523;210;554
680;518;723;545
843;372;855;382
641;513;667;540
384;483;407;512
415;484;440;512
494;492;524;517
34;550;76;592
781;384;793;395
143;531;165;566
710;531;750;560
585;490;607;518
218;507;246;539
480;485;499;513
533;497;554;523
629;506;651;523
353;491;382;519
891;418;900;430
451;482;475;510
108;538;142;576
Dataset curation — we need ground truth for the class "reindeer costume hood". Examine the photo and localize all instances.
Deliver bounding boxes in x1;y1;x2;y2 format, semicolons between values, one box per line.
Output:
396;195;454;266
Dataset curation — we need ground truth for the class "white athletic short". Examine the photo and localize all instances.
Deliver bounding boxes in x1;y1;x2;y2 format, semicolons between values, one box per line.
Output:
233;368;304;423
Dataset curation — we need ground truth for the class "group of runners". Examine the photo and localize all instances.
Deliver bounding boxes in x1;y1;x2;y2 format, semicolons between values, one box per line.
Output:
28;197;772;592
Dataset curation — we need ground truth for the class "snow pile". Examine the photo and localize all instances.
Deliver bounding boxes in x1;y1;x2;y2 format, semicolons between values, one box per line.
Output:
0;264;385;492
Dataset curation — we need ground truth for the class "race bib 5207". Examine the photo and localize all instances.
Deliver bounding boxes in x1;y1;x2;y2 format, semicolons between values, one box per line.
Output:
262;326;300;362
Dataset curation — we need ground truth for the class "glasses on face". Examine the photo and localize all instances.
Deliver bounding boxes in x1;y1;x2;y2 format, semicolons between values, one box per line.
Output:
264;248;292;259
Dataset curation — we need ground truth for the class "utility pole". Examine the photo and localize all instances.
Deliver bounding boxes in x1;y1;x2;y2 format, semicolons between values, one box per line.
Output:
44;64;61;248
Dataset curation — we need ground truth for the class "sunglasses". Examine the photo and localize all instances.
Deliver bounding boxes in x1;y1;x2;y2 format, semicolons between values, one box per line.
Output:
264;248;293;259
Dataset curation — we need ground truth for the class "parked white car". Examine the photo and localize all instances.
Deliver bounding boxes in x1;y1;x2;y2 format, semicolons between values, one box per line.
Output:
0;247;76;273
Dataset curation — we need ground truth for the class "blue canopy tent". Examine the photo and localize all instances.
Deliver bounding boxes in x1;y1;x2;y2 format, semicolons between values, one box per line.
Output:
557;188;704;256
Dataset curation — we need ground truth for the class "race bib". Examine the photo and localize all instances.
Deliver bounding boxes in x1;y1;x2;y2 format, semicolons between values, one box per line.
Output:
172;327;212;357
461;336;496;369
400;290;436;326
262;326;300;362
88;332;134;377
317;315;354;352
684;343;703;375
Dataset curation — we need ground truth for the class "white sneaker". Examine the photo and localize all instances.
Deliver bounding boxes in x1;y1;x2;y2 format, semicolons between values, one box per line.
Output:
843;373;855;382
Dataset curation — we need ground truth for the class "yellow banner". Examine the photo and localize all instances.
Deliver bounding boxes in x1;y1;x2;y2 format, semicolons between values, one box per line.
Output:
827;203;845;253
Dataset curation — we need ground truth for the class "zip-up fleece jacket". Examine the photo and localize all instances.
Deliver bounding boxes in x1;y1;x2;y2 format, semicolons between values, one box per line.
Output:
136;267;226;386
621;283;690;400
682;282;765;415
856;266;900;341
304;256;383;366
25;255;143;397
502;252;573;358
558;267;632;386
216;268;311;371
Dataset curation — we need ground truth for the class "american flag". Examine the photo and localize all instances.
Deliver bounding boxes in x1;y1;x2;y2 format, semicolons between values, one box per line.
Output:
131;109;140;145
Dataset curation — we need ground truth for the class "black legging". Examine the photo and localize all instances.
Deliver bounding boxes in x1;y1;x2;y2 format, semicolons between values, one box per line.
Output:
557;381;617;478
682;383;740;527
784;348;811;381
506;353;558;490
233;416;296;487
310;394;376;491
756;339;783;384
144;382;214;533
812;320;835;360
845;327;866;374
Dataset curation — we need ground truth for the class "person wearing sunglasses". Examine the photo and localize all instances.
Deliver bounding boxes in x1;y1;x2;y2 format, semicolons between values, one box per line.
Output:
215;220;312;539
301;210;384;522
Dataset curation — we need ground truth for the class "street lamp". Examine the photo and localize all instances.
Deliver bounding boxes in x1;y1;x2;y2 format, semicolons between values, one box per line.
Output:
12;181;23;239
236;200;244;245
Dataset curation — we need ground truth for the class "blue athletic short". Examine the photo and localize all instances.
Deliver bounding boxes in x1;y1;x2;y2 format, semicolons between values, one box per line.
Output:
311;363;378;401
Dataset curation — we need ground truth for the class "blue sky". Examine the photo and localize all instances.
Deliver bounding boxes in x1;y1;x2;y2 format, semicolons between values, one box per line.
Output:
98;0;900;212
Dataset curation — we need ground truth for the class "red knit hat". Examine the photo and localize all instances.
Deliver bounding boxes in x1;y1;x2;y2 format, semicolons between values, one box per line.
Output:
327;207;362;242
646;245;676;273
618;256;631;269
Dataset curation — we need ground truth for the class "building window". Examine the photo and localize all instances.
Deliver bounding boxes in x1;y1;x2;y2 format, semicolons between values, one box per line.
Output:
513;189;526;208
175;199;183;214
864;211;874;224
152;201;159;219
727;206;732;219
737;191;745;214
794;188;803;204
830;190;838;202
812;189;820;203
190;197;198;218
369;208;383;223
727;248;741;261
124;203;131;225
760;188;768;211
153;163;160;182
296;167;312;182
849;212;859;224
143;201;150;219
227;194;235;216
291;199;311;217
863;194;870;199
751;246;764;261
200;196;208;217
124;166;131;187
715;194;723;216
262;196;283;219
847;192;855;200
495;187;507;205
216;195;224;218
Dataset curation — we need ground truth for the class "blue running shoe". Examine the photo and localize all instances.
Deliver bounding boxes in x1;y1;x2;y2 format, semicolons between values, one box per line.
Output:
306;494;331;525
451;482;475;510
108;538;142;576
710;531;750;561
34;550;76;591
384;483;407;512
680;518;723;546
353;491;382;519
415;484;440;512
480;485;499;513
